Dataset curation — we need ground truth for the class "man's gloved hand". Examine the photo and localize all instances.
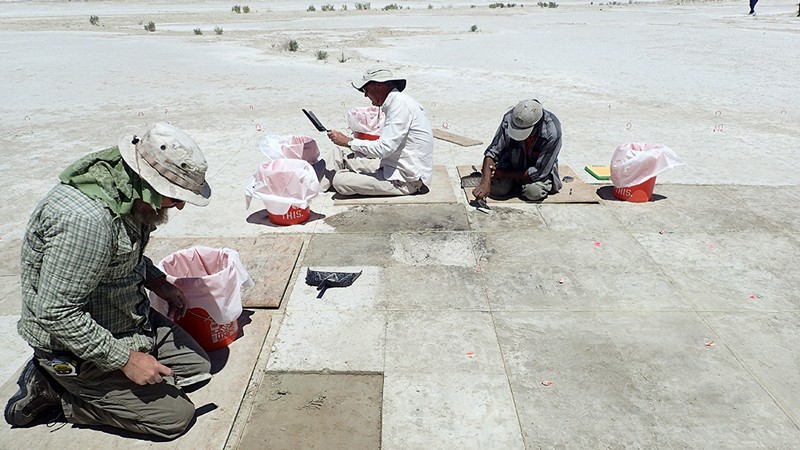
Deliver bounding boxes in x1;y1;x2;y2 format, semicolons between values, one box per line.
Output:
145;276;188;320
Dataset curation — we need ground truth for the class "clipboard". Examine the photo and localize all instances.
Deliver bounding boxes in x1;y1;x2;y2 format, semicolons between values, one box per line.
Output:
302;109;328;132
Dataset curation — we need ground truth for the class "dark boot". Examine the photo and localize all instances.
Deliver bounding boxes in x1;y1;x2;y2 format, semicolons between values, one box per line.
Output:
4;359;62;427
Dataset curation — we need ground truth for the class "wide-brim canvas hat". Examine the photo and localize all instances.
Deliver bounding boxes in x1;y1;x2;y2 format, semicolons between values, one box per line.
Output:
119;123;211;206
351;67;407;92
507;99;544;141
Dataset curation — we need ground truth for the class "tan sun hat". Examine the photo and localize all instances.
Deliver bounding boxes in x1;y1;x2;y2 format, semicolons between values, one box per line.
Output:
351;67;407;92
118;123;211;206
507;99;544;141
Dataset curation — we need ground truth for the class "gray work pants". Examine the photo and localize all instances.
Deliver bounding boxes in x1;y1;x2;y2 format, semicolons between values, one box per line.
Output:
490;177;554;201
35;310;211;440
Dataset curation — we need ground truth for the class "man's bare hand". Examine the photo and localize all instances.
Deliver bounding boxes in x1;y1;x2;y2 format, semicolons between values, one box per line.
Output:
472;179;492;201
122;351;173;385
327;129;351;147
146;276;188;320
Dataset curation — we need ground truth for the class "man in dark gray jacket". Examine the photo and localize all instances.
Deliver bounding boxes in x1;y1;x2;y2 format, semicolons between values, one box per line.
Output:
473;99;562;202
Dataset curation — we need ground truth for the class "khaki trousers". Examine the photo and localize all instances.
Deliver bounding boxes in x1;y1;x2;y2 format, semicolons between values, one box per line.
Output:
327;147;422;196
35;310;211;440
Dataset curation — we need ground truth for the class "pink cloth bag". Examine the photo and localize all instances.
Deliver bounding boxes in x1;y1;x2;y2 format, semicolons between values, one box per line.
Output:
610;142;684;187
347;106;384;135
259;135;320;163
244;159;319;215
149;246;254;324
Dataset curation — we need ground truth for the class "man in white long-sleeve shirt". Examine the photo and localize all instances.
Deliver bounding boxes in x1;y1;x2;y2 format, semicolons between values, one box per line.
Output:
326;68;433;196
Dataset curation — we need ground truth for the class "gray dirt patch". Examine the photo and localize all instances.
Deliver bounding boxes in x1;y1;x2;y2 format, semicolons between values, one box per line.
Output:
238;372;383;449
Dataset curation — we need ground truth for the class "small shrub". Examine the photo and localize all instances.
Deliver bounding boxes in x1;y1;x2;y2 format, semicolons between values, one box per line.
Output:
287;39;299;51
214;26;223;35
383;3;399;10
243;5;251;12
338;52;350;63
341;4;348;10
316;50;328;60
321;3;335;10
428;4;433;8
144;21;156;32
307;5;316;11
232;5;241;13
354;2;371;10
193;27;203;35
470;24;478;32
89;15;100;26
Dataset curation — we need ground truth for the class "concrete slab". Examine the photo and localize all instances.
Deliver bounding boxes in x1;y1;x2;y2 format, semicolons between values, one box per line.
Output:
0;309;271;448
382;373;524;449
481;264;691;312
494;311;800;448
538;203;625;232
376;265;489;311
604;185;773;233
303;233;393;267
267;310;386;373
288;266;381;311
704;312;800;424
385;310;505;374
476;230;654;269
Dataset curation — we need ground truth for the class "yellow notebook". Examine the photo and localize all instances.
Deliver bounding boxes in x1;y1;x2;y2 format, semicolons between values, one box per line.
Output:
584;165;610;180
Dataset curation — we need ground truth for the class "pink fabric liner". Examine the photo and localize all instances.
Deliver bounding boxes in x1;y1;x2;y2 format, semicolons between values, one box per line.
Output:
244;158;319;215
347;106;383;134
610;142;684;187
259;135;320;163
149;246;253;324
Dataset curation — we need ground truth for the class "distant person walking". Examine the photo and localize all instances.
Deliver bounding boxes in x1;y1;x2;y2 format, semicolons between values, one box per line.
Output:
748;0;758;15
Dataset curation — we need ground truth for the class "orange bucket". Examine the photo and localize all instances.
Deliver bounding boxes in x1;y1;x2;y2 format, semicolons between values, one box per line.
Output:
176;307;239;352
268;205;310;225
354;131;380;141
613;176;657;203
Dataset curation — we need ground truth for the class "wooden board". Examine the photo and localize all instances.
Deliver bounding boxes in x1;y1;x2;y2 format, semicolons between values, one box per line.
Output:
333;165;457;205
456;164;601;204
146;236;304;308
432;128;483;147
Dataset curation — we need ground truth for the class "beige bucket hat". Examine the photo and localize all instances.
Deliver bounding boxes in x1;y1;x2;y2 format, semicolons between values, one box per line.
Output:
118;123;211;206
351;67;407;92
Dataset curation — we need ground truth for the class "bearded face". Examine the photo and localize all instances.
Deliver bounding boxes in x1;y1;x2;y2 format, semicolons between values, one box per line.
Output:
131;199;170;227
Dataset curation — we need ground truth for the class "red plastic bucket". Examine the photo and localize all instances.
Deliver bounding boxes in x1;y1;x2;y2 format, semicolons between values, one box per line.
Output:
268;205;310;225
613;176;657;203
354;131;380;141
176;307;239;352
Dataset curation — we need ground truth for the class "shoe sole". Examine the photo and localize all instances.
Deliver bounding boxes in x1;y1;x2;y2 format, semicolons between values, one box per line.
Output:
4;360;38;426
